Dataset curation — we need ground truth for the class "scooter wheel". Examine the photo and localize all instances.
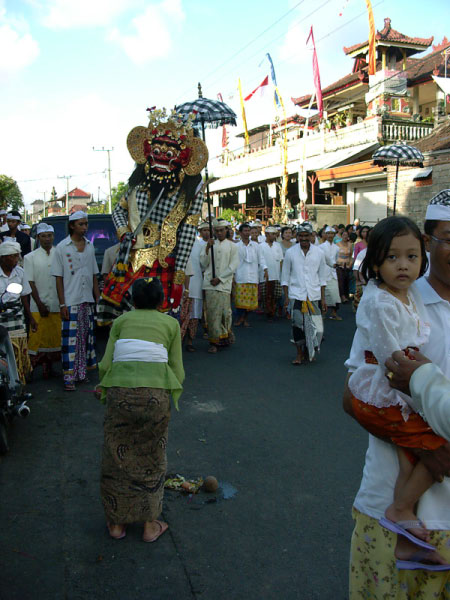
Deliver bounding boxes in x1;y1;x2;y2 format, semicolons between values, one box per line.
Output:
0;419;9;454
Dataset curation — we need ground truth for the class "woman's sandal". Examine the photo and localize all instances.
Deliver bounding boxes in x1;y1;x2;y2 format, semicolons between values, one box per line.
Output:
208;345;218;354
107;523;126;540
142;520;168;543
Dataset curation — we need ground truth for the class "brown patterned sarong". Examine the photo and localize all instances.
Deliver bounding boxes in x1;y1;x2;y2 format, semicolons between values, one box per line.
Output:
100;386;171;525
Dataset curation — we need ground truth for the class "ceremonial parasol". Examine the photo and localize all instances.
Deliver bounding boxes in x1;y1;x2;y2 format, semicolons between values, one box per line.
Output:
175;85;237;276
372;143;424;215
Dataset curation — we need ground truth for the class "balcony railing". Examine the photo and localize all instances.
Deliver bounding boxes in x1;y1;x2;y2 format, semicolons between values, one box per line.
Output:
382;120;434;142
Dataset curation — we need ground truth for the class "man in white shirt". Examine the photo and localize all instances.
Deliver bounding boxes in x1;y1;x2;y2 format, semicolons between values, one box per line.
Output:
200;219;239;354
281;223;327;365
259;226;283;321
234;222;267;327
24;223;61;379
0;209;9;232
185;221;210;350
319;226;341;320
344;190;450;595
51;211;100;391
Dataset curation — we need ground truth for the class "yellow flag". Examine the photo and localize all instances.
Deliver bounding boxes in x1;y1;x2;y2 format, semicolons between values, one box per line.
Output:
366;0;376;76
238;78;249;147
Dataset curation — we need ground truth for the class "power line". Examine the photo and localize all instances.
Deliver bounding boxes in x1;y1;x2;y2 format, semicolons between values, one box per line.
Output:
17;171;106;183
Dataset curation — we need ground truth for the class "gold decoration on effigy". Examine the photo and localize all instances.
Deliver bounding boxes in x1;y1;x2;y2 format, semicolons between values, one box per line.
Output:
130;247;160;272
158;194;189;268
116;225;131;240
184;213;201;227
183;138;209;176
119;197;128;210
142;220;160;246
173;270;185;285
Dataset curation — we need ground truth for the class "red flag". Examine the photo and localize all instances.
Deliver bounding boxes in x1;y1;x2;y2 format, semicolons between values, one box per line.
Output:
244;76;269;101
306;27;323;118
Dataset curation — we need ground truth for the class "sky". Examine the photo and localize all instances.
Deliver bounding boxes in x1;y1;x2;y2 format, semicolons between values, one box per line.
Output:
0;0;448;213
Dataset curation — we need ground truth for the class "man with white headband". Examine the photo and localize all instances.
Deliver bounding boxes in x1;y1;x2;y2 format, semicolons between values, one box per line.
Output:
0;240;36;383
319;226;341;320
24;223;61;379
0;211;31;256
259;226;283;321
281;222;327;365
51;210;100;391
344;189;450;594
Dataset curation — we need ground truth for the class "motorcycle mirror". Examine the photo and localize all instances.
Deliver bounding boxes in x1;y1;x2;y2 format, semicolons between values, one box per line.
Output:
6;283;22;295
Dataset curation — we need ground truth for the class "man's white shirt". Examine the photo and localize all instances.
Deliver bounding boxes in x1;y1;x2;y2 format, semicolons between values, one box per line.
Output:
24;247;59;313
281;243;327;301
258;241;282;282
235;240;265;284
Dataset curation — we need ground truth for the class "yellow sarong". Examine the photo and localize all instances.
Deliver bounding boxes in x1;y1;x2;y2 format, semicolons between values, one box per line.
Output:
28;312;62;356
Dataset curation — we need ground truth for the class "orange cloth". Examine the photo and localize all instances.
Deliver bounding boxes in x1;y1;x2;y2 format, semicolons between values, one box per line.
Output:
352;396;447;464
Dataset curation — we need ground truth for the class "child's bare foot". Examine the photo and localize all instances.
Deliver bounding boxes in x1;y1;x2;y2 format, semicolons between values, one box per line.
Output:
395;536;448;565
385;504;430;542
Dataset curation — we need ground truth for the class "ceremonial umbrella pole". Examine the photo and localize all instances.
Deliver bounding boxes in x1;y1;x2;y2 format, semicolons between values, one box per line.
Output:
175;85;237;277
372;143;424;215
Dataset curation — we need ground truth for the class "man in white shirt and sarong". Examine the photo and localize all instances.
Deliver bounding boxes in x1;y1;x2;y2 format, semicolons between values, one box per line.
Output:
234;222;267;327
319;226;341;320
184;221;210;351
344;189;450;597
24;223;61;379
200;219;239;354
281;222;327;365
259;226;283;321
51;211;100;391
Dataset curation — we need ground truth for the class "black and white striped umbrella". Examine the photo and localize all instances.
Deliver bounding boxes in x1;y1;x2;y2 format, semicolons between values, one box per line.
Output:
175;97;237;128
372;143;424;167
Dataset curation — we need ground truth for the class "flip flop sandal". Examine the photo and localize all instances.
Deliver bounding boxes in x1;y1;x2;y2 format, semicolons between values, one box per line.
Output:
142;520;168;543
379;517;435;550
396;551;450;571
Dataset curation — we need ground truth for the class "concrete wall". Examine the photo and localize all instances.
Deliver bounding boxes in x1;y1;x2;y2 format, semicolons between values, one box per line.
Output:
386;150;450;228
305;204;350;229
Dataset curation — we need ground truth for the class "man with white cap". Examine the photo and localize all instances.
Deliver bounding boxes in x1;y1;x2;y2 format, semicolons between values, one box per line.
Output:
51;211;100;391
259;226;283;321
281;222;327;365
0;211;31;256
0;209;9;232
200;218;239;353
319;226;341;320
184;221;210;350
0;240;36;383
24;223;61;379
344;190;450;595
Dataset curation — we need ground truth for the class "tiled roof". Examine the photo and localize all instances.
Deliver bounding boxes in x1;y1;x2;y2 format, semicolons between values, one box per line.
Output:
413;120;450;152
344;18;433;55
405;41;450;83
70;204;88;213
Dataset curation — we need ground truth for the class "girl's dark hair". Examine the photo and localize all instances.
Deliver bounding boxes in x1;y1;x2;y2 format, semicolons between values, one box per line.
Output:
361;216;428;283
360;225;371;239
132;277;164;310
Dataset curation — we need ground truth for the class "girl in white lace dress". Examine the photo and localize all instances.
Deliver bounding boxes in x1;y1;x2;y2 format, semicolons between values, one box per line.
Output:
349;216;448;564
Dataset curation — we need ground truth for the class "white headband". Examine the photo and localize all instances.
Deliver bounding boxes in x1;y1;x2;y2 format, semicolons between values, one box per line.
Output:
6;213;20;221
0;241;21;256
36;223;54;234
69;210;88;221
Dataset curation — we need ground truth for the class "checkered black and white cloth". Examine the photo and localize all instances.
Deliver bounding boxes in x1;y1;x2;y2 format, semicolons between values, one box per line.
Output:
372;143;424;167
429;189;450;206
0;300;25;333
112;184;204;272
175;98;237;128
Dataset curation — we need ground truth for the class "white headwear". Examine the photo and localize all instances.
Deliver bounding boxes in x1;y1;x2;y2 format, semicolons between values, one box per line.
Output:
212;218;231;227
325;226;336;233
265;226;278;233
249;221;259;228
425;190;450;221
0;241;21;256
198;221;210;230
36;222;55;235
0;210;7;216
297;222;313;234
6;213;20;221
21;224;31;230
68;210;88;221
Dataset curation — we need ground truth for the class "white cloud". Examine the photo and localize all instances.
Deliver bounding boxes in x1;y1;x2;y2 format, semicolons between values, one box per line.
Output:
108;0;185;64
0;8;39;74
41;0;131;29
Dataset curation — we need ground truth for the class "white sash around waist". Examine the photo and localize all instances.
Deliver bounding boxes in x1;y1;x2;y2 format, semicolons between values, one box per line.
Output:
113;339;168;363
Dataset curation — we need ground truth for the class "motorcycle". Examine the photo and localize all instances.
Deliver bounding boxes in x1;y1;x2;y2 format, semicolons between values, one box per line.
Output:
0;282;32;454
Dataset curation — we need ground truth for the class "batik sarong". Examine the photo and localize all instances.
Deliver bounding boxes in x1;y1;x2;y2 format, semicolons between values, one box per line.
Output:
234;283;258;311
10;331;32;385
101;386;170;525
28;312;62;369
204;290;232;346
292;299;323;361
350;508;450;598
324;278;340;307
179;294;199;343
261;280;282;318
61;303;96;383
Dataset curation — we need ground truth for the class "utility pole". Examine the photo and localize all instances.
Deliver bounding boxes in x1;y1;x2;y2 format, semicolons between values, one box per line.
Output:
93;147;114;213
58;175;72;214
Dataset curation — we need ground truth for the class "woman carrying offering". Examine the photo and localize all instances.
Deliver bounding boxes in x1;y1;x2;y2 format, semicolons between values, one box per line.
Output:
98;277;184;543
336;230;354;302
348;216;449;570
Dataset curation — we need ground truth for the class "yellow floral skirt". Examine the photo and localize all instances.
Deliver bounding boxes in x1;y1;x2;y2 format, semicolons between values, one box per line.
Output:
234;283;258;311
350;507;450;598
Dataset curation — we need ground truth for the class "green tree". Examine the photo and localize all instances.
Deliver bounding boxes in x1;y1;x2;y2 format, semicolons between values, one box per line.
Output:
221;208;245;224
0;175;24;211
111;181;128;211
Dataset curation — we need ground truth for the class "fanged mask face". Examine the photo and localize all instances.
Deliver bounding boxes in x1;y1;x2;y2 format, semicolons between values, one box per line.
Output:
144;136;191;175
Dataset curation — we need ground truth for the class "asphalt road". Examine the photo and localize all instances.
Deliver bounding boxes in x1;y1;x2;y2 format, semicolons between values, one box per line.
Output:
0;304;369;600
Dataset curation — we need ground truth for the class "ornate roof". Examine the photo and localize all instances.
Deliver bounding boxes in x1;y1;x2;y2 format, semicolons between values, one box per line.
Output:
344;18;433;56
414;119;450;152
